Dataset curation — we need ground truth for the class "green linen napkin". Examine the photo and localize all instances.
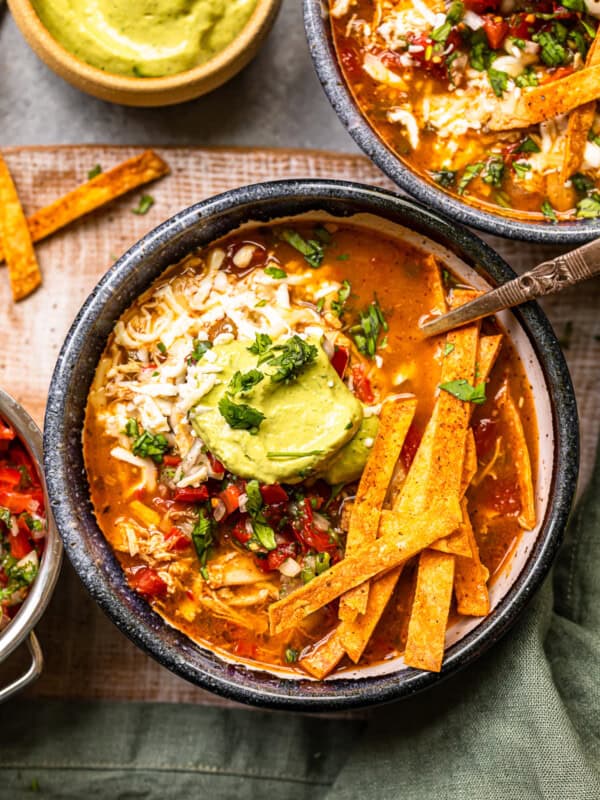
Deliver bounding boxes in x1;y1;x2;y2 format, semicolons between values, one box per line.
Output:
2;453;599;799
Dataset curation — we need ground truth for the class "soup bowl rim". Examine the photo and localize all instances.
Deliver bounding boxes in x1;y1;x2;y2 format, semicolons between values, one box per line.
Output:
43;179;578;710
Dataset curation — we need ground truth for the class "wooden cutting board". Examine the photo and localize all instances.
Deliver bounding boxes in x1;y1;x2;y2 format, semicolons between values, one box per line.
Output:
0;145;598;706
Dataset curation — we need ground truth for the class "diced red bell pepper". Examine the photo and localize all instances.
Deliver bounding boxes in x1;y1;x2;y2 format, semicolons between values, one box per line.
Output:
351;365;375;404
129;567;168;598
540;66;574;84
330;346;350;379
260;483;288;506
219;482;244;516
9;528;32;560
507;13;531;41
483;15;509;50
400;423;422;472
163;454;182;466
173;485;209;503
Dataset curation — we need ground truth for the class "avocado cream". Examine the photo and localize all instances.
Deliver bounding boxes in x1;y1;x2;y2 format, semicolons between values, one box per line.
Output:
31;0;258;78
190;339;364;485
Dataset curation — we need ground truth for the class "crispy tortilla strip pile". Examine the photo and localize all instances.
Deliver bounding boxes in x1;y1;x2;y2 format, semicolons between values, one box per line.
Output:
0;150;169;266
489;64;600;131
0;154;42;301
560;35;600;183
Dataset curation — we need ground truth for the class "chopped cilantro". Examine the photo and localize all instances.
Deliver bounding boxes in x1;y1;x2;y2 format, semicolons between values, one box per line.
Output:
443;342;455;356
255;299;267;307
439;379;486;404
156;341;167;354
533;31;568;67
132;194;154;215
457;162;484;195
285;648;299;664
245;480;277;550
259;335;318;383
576;194;600;218
87;164;102;180
0;507;12;527
337;253;350;261
218;395;265;434
331;279;351;318
514;67;539;88
517;136;541;154
314;225;333;244
189;339;212;363
126;422;170;463
228;369;264;395
350;296;388;358
247;333;273;356
429;169;457;188
482;156;505;187
513;161;532;179
264;266;287;279
191;503;215;576
280;229;324;268
488;67;509;97
541;199;558;222
571;173;595;195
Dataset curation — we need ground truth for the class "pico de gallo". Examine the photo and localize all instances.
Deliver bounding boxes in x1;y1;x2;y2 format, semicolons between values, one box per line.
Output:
0;415;47;631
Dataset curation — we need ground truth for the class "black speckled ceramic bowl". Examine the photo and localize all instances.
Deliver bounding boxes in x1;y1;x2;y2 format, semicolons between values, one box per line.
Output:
44;181;578;711
303;0;600;244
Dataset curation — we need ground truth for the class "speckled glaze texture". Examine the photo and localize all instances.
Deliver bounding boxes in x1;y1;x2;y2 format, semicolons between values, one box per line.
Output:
303;0;600;244
44;181;579;711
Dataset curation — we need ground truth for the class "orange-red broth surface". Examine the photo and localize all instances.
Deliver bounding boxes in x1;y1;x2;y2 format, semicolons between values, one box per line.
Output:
84;223;537;674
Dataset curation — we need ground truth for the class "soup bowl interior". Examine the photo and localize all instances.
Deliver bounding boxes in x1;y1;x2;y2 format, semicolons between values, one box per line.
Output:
302;0;600;245
44;180;578;710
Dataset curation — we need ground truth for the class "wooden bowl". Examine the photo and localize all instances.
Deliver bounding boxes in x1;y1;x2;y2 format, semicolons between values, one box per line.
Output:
8;0;281;107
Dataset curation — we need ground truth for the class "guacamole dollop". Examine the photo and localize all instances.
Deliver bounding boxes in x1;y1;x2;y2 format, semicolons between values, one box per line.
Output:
190;338;364;485
31;0;258;78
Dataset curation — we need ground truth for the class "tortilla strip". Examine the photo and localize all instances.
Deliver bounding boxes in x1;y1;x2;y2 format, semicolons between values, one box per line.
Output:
403;550;455;673
0;154;42;301
268;507;461;635
339;397;417;622
489;64;600;131
560;36;600;183
299;630;347;680
498;382;536;531
0;150;169;264
460;430;477;498
454;501;490;617
338;291;480;662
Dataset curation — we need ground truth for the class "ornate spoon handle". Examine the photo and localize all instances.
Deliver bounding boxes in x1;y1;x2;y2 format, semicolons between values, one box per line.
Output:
420;237;600;338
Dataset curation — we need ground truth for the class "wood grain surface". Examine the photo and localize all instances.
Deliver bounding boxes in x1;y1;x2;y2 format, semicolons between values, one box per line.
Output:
0;145;597;706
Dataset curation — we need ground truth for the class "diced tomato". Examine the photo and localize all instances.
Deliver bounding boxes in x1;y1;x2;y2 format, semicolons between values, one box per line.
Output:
0;491;38;514
400;424;422;472
163;454;181;466
129;567;168;598
507;13;531;41
231;516;252;545
483;15;508;50
482;477;521;515
219;482;244;516
337;36;363;81
0;467;22;490
260;483;288;506
463;0;501;12
233;639;257;659
473;417;498;459
406;33;448;80
540;66;574;84
292;498;336;554
257;541;297;572
207;453;226;476
173;485;209;503
330;346;350;379
0;419;15;441
166;527;190;551
352;365;375;403
9;529;32;560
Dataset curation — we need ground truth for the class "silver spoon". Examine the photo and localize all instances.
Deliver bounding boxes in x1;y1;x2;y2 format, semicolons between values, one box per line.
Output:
420;237;600;338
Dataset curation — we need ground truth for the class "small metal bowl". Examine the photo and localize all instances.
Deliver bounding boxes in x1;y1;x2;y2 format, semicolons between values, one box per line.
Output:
0;389;62;702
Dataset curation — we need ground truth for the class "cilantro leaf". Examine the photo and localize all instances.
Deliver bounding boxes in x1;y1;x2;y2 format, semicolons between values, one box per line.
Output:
439;379;486;404
488;67;509;97
571;172;595;195
429;169;457;188
457;162;484;195
350;296;388;358
189;339;213;363
541;199;558;222
228;369;264;395
87;164;102;180
264;266;287;279
218;395;265;433
281;229;325;268
482;156;505;187
260;335;318;382
576;194;600;218
247;333;273;356
132;194;155;215
192;504;215;576
331;279;351;318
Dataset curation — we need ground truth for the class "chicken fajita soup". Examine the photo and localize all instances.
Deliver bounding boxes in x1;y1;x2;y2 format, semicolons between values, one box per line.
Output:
84;220;538;676
330;0;600;222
